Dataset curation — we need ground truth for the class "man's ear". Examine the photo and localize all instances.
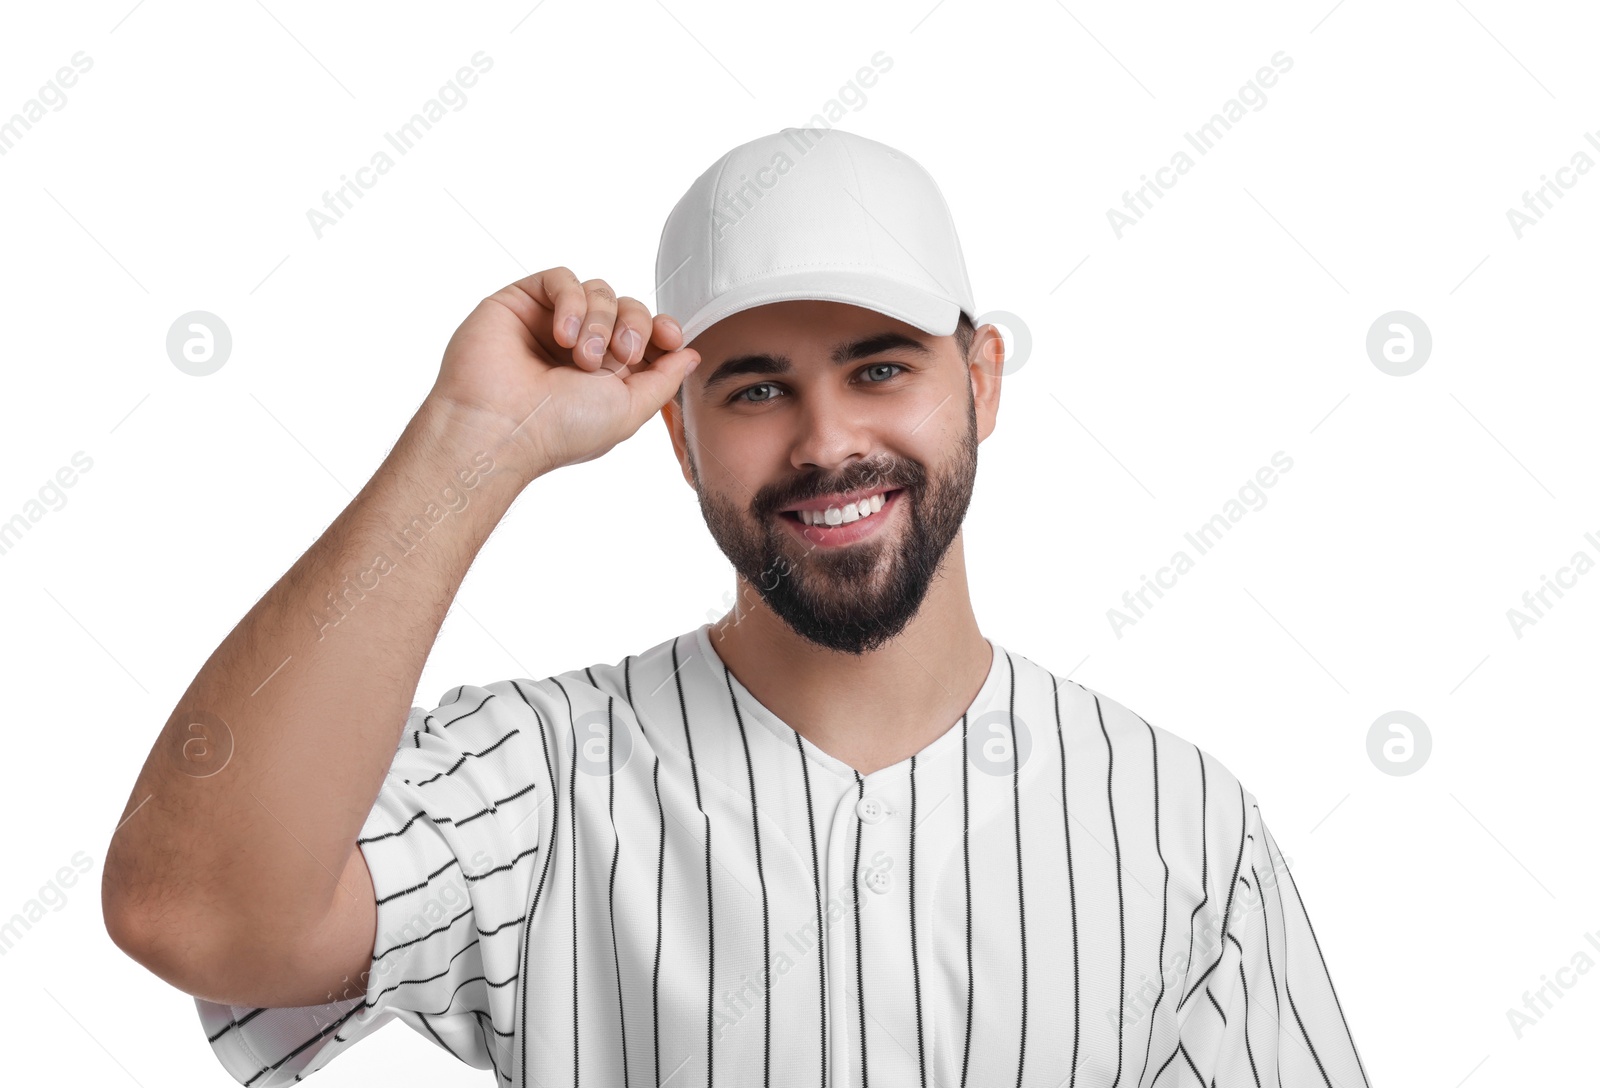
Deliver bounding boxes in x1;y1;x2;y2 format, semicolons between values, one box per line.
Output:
660;394;696;488
969;324;1005;443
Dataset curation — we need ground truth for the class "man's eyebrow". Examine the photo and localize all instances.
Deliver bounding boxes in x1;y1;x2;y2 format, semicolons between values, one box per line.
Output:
698;331;934;396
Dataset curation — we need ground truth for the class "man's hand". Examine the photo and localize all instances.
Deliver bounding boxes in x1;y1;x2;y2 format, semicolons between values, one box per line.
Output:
429;266;701;481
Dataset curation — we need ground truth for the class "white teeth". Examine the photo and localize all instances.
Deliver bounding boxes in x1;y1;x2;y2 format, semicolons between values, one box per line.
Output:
798;491;890;526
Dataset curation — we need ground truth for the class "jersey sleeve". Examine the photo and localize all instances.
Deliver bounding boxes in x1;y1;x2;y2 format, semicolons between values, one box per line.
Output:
1179;793;1371;1088
193;679;556;1087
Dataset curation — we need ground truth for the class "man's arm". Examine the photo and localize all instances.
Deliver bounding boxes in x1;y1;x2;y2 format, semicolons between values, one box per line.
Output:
101;267;701;1011
102;396;529;1009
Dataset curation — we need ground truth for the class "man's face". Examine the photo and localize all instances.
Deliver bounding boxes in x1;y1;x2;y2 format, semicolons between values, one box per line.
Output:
662;299;999;656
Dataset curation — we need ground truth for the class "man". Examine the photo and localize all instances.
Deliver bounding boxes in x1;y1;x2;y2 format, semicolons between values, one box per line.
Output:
103;128;1371;1087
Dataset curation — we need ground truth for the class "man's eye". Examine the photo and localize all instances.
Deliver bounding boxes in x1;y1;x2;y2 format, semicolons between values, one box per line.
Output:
734;382;781;404
863;363;904;383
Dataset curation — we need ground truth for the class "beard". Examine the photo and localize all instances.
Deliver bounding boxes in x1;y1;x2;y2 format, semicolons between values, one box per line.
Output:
691;389;979;655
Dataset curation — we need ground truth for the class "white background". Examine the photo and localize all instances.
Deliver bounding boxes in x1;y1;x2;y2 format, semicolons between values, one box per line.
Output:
2;0;1596;1084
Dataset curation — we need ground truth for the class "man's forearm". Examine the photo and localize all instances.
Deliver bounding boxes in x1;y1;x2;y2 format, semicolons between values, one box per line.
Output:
103;396;535;952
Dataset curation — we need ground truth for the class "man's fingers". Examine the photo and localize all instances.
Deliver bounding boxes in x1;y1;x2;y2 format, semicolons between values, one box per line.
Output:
495;266;585;358
571;279;621;371
639;313;686;365
489;268;683;375
609;297;654;367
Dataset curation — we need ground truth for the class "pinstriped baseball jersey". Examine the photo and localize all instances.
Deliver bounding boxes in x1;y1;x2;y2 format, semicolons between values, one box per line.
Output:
195;622;1370;1087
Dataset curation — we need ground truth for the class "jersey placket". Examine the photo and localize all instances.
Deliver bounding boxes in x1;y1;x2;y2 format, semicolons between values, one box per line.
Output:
826;761;928;1088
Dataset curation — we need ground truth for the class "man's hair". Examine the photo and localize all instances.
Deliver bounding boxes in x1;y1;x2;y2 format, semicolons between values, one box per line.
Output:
672;310;976;409
951;309;976;363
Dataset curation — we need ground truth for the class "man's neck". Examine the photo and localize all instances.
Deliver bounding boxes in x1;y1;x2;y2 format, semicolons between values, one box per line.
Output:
704;536;991;777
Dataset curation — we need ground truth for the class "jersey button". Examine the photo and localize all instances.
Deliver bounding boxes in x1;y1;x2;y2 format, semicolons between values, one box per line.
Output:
855;796;888;823
864;867;892;894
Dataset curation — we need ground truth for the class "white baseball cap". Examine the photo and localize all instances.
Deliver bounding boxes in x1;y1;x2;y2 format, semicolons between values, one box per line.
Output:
654;127;978;346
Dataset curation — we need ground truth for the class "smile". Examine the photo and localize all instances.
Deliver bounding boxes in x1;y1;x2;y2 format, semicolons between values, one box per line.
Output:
774;489;905;549
781;489;898;527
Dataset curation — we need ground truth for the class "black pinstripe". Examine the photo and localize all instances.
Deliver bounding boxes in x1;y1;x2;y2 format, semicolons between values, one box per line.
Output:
1006;651;1028;1088
670;636;716;1088
795;730;827;1088
621;654;671;1088
851;771;869;1088
1179;749;1210;1013
1096;694;1126;1088
555;678;580;1087
1134;715;1171;1088
603;692;631;1088
909;752;927;1088
513;680;559;1088
959;709;974;1088
1053;681;1081;1088
725;665;773;1088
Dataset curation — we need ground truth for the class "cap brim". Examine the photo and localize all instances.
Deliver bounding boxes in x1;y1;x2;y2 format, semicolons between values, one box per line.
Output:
676;270;962;345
